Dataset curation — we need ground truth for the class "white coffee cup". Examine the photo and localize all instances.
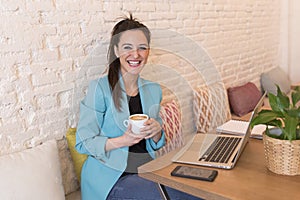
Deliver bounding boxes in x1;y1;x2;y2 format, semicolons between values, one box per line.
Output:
123;114;149;134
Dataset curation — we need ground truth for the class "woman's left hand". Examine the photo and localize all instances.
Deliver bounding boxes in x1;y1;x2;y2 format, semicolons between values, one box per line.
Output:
140;118;162;142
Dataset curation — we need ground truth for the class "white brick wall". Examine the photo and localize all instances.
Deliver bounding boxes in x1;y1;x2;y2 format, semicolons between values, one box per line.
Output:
0;0;281;154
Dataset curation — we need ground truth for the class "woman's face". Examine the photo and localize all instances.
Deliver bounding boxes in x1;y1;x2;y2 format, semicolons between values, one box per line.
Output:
114;30;150;76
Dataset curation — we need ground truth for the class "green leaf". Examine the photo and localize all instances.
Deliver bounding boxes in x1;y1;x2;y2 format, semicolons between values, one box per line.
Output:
283;115;298;140
285;108;300;118
250;110;280;127
268;86;290;114
291;90;300;107
264;119;283;128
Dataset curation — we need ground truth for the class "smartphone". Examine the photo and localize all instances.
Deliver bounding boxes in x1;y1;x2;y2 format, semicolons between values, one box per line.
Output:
171;165;218;182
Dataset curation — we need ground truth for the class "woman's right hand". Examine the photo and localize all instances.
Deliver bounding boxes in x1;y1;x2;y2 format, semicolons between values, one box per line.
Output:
121;124;148;146
105;124;148;152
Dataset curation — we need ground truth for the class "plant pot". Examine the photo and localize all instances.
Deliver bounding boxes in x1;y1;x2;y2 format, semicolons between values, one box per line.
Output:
262;130;300;176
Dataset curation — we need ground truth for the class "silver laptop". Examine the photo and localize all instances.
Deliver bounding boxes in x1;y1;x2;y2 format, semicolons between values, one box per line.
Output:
172;92;266;169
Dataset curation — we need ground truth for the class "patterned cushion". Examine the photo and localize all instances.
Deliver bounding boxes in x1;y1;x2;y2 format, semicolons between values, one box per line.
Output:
157;100;184;157
193;82;231;133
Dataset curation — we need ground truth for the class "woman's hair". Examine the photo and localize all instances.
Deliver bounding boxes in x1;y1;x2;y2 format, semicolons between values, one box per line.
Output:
107;13;151;111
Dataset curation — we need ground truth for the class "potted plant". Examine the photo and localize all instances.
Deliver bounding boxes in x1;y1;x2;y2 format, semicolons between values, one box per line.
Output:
250;85;300;175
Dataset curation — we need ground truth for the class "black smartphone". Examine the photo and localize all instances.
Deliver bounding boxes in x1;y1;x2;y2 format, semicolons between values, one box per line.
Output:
171;165;218;182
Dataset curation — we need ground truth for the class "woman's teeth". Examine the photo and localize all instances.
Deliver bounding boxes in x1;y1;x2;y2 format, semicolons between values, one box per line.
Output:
128;61;140;66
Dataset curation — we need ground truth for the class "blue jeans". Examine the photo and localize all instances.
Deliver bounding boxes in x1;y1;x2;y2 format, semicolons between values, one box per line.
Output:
107;174;203;200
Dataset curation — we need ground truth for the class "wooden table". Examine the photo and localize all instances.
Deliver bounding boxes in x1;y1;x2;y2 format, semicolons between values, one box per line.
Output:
138;138;300;200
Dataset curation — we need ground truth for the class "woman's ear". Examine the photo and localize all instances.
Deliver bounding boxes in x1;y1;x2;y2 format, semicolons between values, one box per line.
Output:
114;45;119;58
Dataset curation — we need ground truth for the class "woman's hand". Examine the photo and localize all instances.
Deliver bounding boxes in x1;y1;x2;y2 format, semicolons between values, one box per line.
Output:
105;120;162;152
140;118;162;143
105;124;148;152
121;124;149;146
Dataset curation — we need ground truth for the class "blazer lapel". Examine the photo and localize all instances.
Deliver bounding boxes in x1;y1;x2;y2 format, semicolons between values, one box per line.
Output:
111;75;130;132
138;77;152;116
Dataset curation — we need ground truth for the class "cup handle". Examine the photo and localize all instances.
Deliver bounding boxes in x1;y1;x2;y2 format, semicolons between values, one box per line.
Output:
123;120;129;128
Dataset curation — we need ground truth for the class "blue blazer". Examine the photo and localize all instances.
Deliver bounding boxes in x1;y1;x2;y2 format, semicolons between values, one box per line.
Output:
75;75;165;200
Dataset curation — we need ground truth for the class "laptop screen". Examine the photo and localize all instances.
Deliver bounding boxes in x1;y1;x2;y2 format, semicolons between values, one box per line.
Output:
233;92;267;162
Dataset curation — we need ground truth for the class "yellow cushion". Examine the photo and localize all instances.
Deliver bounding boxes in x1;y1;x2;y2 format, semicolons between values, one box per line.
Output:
66;128;87;183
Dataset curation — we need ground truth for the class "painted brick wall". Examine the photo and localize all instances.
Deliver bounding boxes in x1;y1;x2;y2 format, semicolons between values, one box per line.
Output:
0;0;281;154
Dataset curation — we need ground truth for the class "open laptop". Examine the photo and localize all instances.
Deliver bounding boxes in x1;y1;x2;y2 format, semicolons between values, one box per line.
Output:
172;92;266;169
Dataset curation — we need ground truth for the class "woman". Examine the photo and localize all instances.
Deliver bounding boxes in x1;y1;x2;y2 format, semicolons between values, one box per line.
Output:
76;14;201;200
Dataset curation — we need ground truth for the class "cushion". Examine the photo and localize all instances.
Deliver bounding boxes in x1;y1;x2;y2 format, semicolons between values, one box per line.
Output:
0;140;65;200
157;100;184;157
193;82;231;133
66;190;82;200
66;127;88;183
57;139;79;195
261;67;291;95
227;82;262;117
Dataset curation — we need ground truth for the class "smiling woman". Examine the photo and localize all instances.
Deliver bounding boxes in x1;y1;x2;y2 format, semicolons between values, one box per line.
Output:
108;16;152;109
74;13;202;200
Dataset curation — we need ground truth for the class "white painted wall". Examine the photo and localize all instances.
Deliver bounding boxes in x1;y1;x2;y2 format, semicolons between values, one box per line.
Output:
280;0;300;84
0;0;281;154
289;0;300;83
279;0;289;74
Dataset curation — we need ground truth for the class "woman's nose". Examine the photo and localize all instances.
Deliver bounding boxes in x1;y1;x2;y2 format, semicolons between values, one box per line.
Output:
132;49;139;58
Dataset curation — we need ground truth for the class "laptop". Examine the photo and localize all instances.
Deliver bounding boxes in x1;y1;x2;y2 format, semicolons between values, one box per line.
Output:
172;92;266;169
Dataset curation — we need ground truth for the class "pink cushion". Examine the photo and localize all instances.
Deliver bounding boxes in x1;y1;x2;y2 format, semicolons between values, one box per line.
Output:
227;82;262;117
157;100;183;157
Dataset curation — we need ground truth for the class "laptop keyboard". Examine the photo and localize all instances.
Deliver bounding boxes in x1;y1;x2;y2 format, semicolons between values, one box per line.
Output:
199;136;242;163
